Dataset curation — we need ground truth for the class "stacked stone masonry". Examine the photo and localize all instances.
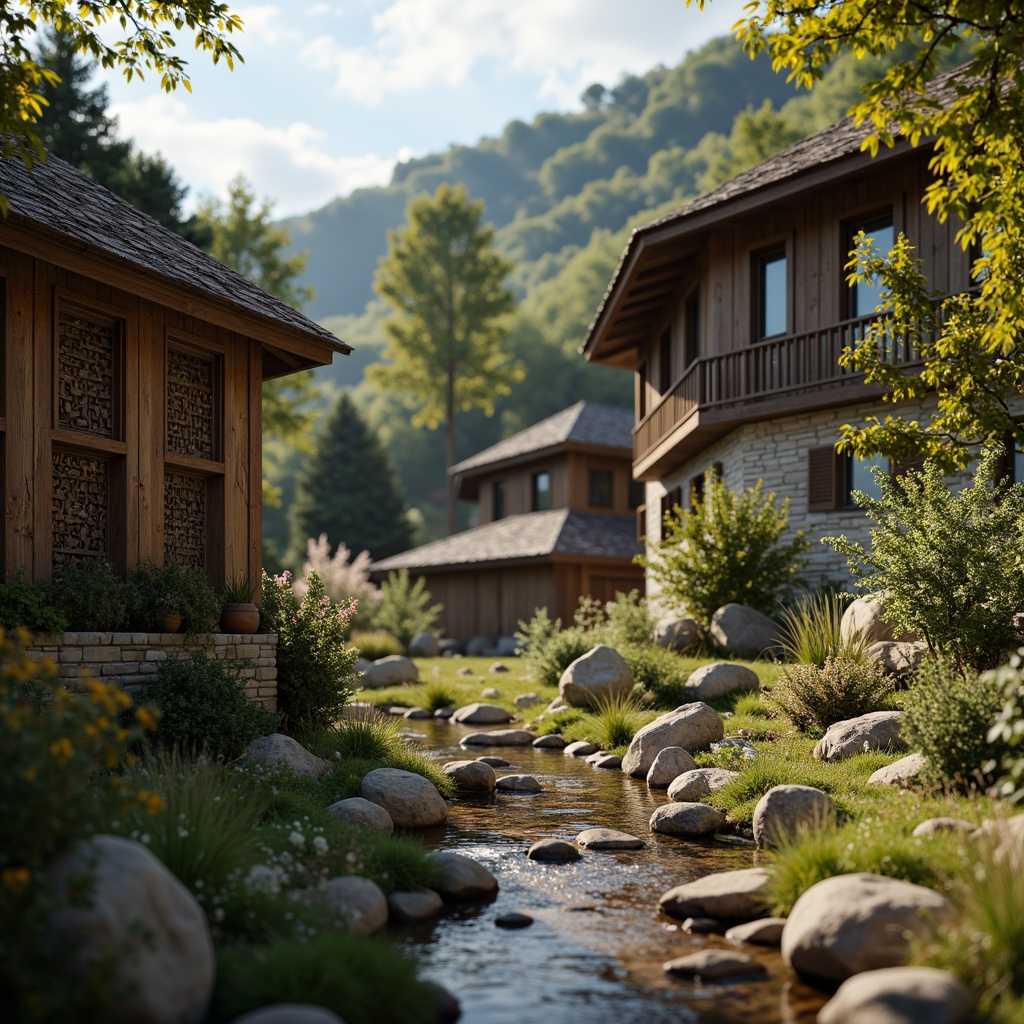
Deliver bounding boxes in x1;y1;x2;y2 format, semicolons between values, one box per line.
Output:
26;632;278;711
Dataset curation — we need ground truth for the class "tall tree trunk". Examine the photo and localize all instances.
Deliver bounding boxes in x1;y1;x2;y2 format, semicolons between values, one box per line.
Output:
445;364;456;536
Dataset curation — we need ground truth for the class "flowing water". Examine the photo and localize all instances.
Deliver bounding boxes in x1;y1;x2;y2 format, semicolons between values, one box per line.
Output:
394;720;831;1024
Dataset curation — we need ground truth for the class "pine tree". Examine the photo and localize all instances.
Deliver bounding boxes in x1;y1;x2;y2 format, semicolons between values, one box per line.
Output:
287;391;414;567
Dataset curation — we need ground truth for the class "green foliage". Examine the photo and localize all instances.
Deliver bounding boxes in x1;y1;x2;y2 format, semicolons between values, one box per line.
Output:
987;650;1024;804
619;643;688;702
515;607;593;688
48;558;129;631
763;656;894;733
903;658;1008;790
146;651;280;760
126;560;221;637
422;680;456;712
320;715;402;762
0;570;67;634
371;569;442;651
638;474;809;626
597;590;655;649
350;628;405;661
260;570;358;734
779;591;867;667
826;448;1024;672
588;692;646;750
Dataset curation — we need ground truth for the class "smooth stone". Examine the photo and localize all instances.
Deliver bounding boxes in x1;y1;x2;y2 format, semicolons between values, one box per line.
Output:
489;662;509;673
869;753;927;786
387;888;444;924
564;740;600;757
841;595;918;645
654;615;701;652
649;801;725;837
231;1006;344;1024
315;875;388;935
325;796;394;833
457;666;473;676
911;817;977;838
460;729;535;747
495;635;519;657
476;756;510;767
533;734;567;748
558;644;634;708
515;692;541;708
813;710;908;761
584;751;610;763
684;662;761;700
818;966;973;1024
442;759;497;793
662;949;766;979
526;839;581;863
753;785;837;849
408;631;440;657
434;707;454;719
496;774;542;793
451;702;512;725
659;867;772;922
430;851;499;901
403;707;430;720
359;767;449;828
481;687;501;698
709;603;782;659
423;980;461;1024
591;754;622;769
646;746;698;788
466;636;492;656
622;703;724;778
495;911;534;929
725;917;787;946
866;640;928;678
245;733;329;779
576;827;645;850
667;767;740;802
682;916;725;934
361;654;419;688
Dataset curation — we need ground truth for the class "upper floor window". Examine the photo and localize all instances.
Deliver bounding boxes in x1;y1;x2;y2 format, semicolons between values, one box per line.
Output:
532;470;551;511
756;246;788;339
628;479;644;509
589;469;613;508
847;212;895;318
493;480;506;520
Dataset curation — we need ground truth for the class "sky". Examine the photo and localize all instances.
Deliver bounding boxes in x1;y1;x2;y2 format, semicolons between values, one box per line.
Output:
101;0;749;219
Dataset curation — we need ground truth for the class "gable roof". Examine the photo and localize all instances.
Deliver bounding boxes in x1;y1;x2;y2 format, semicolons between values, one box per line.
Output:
370;508;642;574
0;153;349;372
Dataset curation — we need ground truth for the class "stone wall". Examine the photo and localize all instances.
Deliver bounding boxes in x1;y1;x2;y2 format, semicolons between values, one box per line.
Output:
27;632;278;711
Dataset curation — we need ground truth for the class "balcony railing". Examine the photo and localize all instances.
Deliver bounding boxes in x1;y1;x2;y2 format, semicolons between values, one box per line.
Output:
634;313;923;464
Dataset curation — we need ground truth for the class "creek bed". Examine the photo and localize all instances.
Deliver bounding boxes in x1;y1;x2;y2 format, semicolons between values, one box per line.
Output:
394;719;830;1024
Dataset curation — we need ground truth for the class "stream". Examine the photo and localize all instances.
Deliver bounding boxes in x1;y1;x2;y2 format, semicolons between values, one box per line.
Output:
393;719;830;1024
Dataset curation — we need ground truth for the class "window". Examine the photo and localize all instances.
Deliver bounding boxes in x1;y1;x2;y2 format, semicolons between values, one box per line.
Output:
756;246;787;339
807;446;889;512
690;472;705;506
628;479;644;509
684;291;700;367
636;504;647;542
847;212;895;318
589;469;613;508
844;453;887;507
493;480;506;520
659;486;682;539
532;471;551;511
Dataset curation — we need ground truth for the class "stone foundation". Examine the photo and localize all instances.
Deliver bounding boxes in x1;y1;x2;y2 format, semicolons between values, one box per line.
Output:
26;632;278;711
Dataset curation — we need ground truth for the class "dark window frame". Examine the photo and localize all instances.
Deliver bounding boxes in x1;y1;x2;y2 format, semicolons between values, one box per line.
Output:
492;479;506;521
588;468;614;508
531;470;552;511
844;209;895;320
755;244;788;340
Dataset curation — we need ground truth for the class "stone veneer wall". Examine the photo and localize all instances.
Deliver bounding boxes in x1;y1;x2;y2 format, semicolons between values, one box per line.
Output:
26;632;279;711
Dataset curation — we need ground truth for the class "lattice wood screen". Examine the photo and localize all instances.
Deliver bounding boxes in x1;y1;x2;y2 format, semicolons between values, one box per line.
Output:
52;450;108;566
57;310;117;437
167;348;216;460
164;471;205;569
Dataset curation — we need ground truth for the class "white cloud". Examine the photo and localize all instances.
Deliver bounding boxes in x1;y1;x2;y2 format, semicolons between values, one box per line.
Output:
109;94;397;216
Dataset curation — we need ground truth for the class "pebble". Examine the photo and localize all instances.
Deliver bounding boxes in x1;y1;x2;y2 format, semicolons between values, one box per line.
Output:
591;754;622;770
682;916;724;934
564;741;600;757
434;707;454;719
495;912;534;929
526;839;581;863
533;734;567;749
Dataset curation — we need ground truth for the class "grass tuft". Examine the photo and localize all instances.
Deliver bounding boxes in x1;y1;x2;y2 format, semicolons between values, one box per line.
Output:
779;591;867;667
422;680;456;712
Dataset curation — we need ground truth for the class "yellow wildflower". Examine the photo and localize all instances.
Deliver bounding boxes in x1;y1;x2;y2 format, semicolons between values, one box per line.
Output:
3;867;31;891
136;708;158;731
49;736;73;763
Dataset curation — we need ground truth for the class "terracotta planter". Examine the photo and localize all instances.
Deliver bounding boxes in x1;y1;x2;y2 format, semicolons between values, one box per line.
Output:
161;611;183;634
219;602;260;634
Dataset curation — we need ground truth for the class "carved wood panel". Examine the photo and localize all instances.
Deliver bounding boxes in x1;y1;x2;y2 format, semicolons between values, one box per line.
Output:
52;450;108;566
167;348;217;460
164;471;206;570
58;310;117;437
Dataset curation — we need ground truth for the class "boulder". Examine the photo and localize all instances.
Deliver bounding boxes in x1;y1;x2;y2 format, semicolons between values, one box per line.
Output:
353;657;374;677
866;640;928;678
818;967;973;1024
325;796;394;832
245;733;329;779
315;876;388;935
515;693;541;708
526;839;581;863
646;746;698;789
576;827;645;850
781;873;951;981
360;655;419;688
466;636;492;656
451;702;512;725
869;753;927;787
360;767;449;828
725;917;786;946
558;644;634;707
622;703;724;778
496;774;542;793
709;603;782;659
489;662;509;674
666;767;740;802
46;835;214;1024
481;687;501;698
545;696;565;713
813;711;908;761
654;616;701;652
387;888;444;924
662;950;765;980
495;635;520;656
684;662;761;701
424;981;461;1024
231;1007;344;1024
437;639;464;656
912;817;977;838
430;851;499;901
564;740;600;757
533;733;567;749
649;801;725;837
442;759;497;793
753;785;836;849
659;867;772;922
403;707;430;720
842;595;918;646
408;631;440;657
460;729;535;747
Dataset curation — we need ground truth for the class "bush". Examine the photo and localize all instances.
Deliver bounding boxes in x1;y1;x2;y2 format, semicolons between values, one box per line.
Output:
637;473;809;626
619;642;687;698
902;658;1008;790
588;692;646;750
48;558;128;631
294;533;382;629
779;591;867;667
763;655;894;732
0;569;66;634
127;559;221;636
515;607;593;687
597;590;655;648
370;569;442;650
349;628;404;661
422;680;456;712
260;570;358;734
826;447;1024;672
146;651;280;759
987;650;1024;803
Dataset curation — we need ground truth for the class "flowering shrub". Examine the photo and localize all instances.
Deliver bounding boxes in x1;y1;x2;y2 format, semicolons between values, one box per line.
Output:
260;569;358;734
294;534;381;629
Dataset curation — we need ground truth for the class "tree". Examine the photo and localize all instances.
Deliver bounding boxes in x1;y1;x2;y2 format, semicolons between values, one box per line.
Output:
368;184;522;534
695;0;1024;466
287;391;414;567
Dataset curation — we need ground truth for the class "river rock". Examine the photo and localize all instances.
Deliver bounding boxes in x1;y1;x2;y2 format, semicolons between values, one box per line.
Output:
682;916;724;934
912;817;977;838
360;654;419;688
709;604;782;659
496;774;542;793
753;785;836;849
496;635;519;656
646;746;698;788
476;756;510;767
867;640;928;678
649;802;725;837
666;767;740;802
408;632;440;657
404;707;430;719
818;967;973;1024
659;868;772;922
424;980;462;1024
842;595;918;645
326;796;394;832
533;733;567;749
245;733;329;779
813;711;908;761
316;876;388;935
360;767;449;828
387;888;444;923
430;851;499;901
869;753;927;786
482;687;501;698
489;662;509;673
590;754;622;769
662;950;766;979
466;636;492;656
782;873;951;981
684;662;761;700
460;729;535;747
46;835;214;1024
527;839;581;863
442;759;497;793
576;827;645;850
654;616;701;652
495;911;533;929
622;703;724;778
434;707;454;719
515;693;541;708
564;740;600;757
559;644;634;707
452;702;512;725
231;1007;344;1024
725;917;786;946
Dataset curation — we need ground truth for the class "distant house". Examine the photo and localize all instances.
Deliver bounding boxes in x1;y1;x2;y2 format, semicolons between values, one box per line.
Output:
371;401;645;641
0;154;347;588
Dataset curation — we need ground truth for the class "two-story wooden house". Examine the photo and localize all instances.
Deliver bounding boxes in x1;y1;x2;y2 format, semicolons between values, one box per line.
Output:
582;104;985;593
370;401;644;641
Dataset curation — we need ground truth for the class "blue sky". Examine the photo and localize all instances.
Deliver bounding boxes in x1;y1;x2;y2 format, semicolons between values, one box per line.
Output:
101;0;748;218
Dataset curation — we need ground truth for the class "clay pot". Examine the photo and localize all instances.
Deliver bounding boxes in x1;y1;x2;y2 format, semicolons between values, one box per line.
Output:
161;611;183;634
219;602;260;634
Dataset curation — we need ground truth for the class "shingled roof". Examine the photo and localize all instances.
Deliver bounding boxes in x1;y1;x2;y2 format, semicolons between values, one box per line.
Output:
0;153;348;361
370;508;642;573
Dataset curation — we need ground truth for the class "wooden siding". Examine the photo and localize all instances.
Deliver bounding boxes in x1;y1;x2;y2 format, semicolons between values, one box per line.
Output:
565;451;635;515
474;454;569;523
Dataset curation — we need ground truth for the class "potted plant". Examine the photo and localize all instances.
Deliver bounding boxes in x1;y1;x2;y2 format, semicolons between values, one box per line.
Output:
219;576;260;634
128;561;183;633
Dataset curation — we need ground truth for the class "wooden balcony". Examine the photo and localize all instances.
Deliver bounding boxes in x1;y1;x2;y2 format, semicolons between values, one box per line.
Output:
633;313;922;479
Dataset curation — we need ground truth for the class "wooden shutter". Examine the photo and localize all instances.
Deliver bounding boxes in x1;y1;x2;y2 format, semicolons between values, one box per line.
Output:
807;447;841;512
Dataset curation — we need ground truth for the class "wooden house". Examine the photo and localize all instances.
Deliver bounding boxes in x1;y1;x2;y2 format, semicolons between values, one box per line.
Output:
0;154;347;588
370;402;645;641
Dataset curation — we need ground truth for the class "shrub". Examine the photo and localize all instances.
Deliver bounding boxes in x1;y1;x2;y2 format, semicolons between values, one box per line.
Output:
826;446;1024;672
779;591;867;667
146;651;280;759
320;715;402;761
597;590;655;649
515;607;593;687
902;658;1008;790
763;655;894;732
127;559;221;636
987;649;1024;803
349;628;404;661
0;569;66;634
422;680;456;712
637;473;809;626
619;642;687;698
48;557;129;631
588;692;646;750
260;570;358;734
371;569;442;650
294;533;382;629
